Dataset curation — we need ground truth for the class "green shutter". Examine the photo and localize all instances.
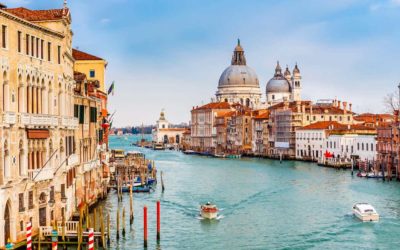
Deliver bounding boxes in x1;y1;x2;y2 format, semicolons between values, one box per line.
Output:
79;105;84;124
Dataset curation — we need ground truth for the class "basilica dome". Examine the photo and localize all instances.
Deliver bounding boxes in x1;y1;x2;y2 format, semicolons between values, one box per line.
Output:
266;62;291;93
218;65;259;88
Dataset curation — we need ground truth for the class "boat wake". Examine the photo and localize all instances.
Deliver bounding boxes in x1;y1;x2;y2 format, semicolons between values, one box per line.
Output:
197;214;224;221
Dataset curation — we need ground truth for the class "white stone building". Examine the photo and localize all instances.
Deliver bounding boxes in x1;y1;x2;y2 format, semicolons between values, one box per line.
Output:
265;62;302;106
152;110;186;145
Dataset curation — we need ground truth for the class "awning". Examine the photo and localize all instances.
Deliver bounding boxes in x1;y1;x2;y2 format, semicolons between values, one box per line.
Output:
27;129;50;139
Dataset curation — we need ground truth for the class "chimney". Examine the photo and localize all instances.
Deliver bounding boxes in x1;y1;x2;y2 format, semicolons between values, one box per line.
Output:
0;3;7;9
343;101;348;114
349;103;352;112
337;100;341;108
302;103;306;113
310;104;313;115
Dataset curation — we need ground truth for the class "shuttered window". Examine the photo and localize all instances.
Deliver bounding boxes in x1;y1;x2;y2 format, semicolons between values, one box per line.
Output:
79;105;85;124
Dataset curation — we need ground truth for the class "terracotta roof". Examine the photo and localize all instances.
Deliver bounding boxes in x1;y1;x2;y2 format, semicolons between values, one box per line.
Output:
299;121;343;130
354;113;394;123
72;48;104;61
254;110;269;119
4;7;69;22
193;102;231;111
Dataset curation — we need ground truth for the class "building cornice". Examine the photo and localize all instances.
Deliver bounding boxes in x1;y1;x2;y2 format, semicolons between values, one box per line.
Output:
0;10;65;39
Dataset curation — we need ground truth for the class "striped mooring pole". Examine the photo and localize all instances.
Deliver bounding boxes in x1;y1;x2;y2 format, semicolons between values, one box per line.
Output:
51;228;58;250
88;228;94;250
26;222;32;250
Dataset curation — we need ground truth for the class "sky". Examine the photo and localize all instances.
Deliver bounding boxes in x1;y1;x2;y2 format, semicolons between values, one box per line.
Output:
4;0;400;126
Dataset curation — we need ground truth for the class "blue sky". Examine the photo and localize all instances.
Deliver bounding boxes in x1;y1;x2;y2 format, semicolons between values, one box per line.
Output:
4;0;400;126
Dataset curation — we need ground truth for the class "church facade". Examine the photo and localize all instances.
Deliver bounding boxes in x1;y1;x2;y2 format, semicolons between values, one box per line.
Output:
215;40;302;108
152;111;187;145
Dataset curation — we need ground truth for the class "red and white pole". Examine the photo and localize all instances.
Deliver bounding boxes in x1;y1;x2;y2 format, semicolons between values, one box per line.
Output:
26;222;32;250
144;206;148;247
88;228;94;250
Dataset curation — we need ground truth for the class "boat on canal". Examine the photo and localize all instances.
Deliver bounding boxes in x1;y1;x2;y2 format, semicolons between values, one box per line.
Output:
200;202;219;219
153;143;164;150
352;203;379;222
121;185;153;193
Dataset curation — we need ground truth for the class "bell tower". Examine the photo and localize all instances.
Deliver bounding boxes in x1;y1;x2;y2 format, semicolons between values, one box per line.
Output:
291;63;302;101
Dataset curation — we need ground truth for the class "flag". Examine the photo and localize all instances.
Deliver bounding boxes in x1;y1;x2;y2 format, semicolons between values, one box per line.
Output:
107;81;115;95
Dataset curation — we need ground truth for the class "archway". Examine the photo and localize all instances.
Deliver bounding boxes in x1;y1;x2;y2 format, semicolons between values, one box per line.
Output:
163;135;168;144
246;98;250;107
4;200;11;244
176;135;180;144
38;192;47;226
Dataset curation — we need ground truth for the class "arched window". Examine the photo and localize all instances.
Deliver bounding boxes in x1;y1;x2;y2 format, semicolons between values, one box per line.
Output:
163;135;168;144
19;140;24;176
246;98;250;107
176;135;180;144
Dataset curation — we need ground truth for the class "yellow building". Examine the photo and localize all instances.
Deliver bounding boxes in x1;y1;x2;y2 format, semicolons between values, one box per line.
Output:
0;4;78;248
72;49;107;92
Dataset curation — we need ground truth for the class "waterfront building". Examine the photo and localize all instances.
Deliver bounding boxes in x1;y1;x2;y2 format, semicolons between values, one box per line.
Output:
214;110;233;154
72;49;108;93
0;3;110;248
152;110;186;145
354;113;394;128
266;62;302;106
376;111;399;179
191;102;233;152
226;106;254;154
268;100;355;159
181;129;191;151
215;40;262;108
0;4;78;247
324;125;377;162
251;110;269;156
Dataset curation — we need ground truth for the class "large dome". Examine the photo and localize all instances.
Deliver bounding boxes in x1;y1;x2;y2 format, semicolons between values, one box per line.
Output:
266;76;291;93
218;65;259;88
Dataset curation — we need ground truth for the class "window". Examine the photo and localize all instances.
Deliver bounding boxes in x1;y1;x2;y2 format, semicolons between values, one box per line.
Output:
26;34;30;55
17;31;22;52
371;143;373;151
2;25;7;48
89;70;95;78
61;184;66;198
31;36;34;57
272;95;275;100
47;42;51;61
90;107;97;122
79;105;85;124
57;45;61;64
41;39;44;59
19;193;24;212
28;191;33;209
74;104;79;118
357;143;359;150
36;37;39;57
50;186;55;202
366;143;369;151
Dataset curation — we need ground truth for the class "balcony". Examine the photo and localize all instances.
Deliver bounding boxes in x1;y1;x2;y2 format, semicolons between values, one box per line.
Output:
67;154;79;167
3;111;16;125
29;168;54;182
19;113;78;129
83;160;100;172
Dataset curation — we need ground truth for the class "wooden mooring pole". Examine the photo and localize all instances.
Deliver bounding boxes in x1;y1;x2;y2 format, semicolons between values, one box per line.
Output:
107;213;110;245
116;207;120;240
157;200;161;241
144;206;148;248
161;171;165;192
122;206;126;237
130;184;134;225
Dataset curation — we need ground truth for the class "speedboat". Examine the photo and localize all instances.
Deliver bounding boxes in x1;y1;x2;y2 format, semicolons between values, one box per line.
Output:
200;202;218;219
352;203;379;222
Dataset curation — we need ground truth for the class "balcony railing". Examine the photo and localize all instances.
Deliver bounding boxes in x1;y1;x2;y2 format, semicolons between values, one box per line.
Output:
18;113;78;129
3;111;16;125
83;160;100;173
67;154;79;167
29;168;54;182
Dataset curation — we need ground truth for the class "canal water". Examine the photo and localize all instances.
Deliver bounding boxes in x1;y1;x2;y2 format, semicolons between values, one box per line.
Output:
104;135;400;249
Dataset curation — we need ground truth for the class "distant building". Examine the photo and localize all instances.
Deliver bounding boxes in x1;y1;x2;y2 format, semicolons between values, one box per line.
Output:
152;110;186;145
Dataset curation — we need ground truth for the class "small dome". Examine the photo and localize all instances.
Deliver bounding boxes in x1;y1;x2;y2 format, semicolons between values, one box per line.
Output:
218;65;259;87
266;77;291;93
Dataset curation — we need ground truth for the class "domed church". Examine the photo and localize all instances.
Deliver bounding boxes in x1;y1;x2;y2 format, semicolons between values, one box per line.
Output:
266;62;302;105
215;40;262;108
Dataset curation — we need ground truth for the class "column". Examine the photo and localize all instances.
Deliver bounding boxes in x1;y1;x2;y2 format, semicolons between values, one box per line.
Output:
19;84;25;113
42;88;48;114
48;89;52;115
32;150;36;170
38;150;42;169
3;81;9;112
32;87;37;114
27;85;31;113
38;87;42;114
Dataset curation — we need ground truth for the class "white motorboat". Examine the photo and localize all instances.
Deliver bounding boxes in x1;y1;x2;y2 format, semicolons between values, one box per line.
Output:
200;202;218;219
352;203;379;222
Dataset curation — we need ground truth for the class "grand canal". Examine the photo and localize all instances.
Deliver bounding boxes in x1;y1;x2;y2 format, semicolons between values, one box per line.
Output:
104;135;400;249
